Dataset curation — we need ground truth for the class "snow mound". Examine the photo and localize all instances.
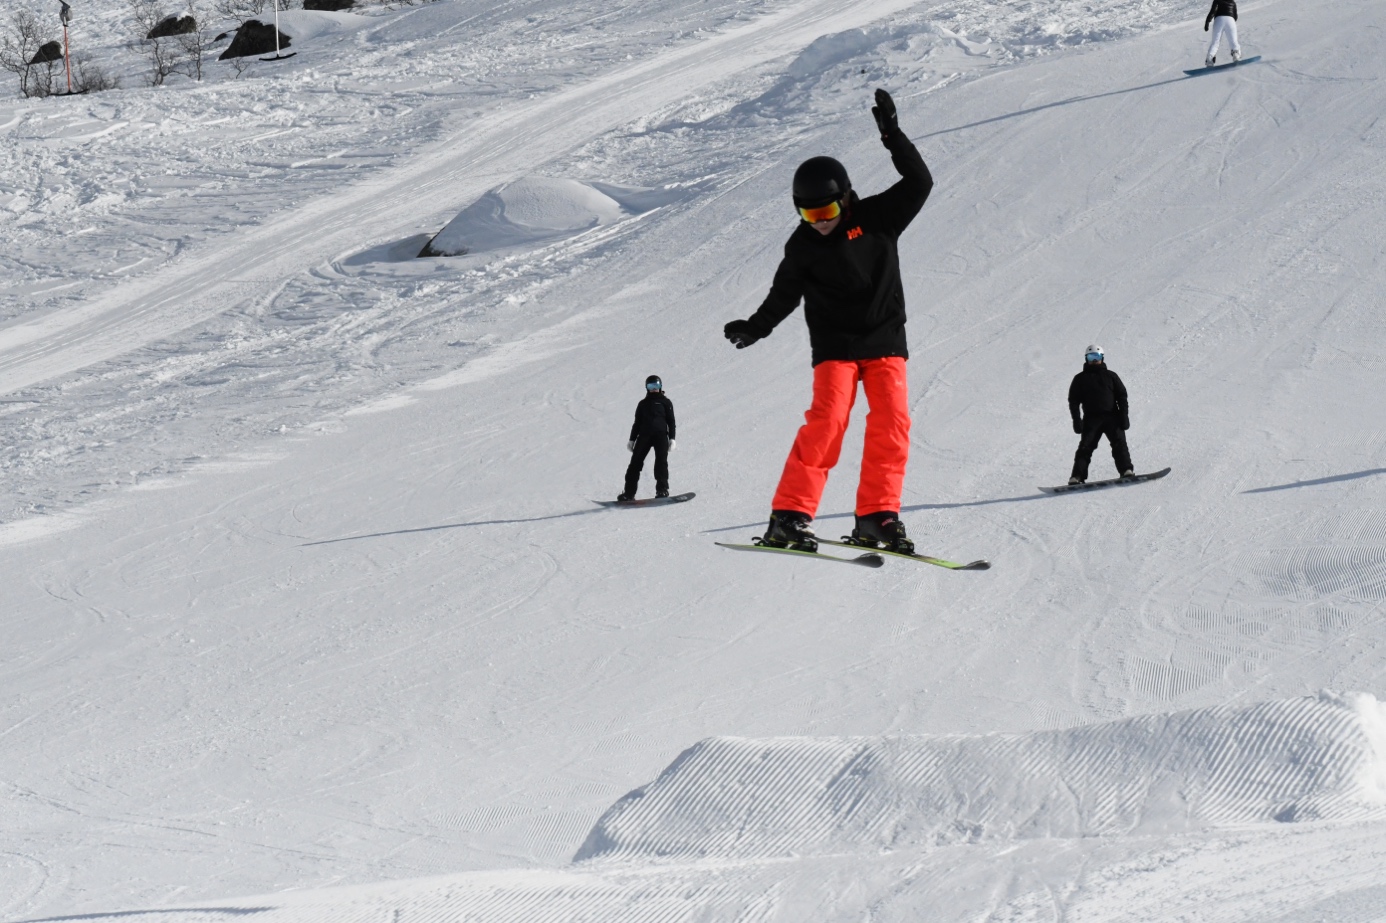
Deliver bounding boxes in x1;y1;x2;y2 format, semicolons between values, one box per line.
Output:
577;693;1386;862
419;177;678;258
272;10;373;42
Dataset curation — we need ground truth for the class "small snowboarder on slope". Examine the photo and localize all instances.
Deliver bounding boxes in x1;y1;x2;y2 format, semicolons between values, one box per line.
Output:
1203;0;1241;67
723;88;933;554
1068;345;1134;485
618;375;676;501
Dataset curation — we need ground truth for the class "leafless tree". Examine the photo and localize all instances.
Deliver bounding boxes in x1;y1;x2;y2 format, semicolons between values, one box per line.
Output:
176;0;209;81
212;0;269;27
0;8;59;98
128;0;189;85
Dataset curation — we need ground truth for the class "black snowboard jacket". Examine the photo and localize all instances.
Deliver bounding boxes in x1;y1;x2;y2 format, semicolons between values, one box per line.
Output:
1205;0;1237;26
742;130;933;366
1068;364;1128;423
629;392;676;441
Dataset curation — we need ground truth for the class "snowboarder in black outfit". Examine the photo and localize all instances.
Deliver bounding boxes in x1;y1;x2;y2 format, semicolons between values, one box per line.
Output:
618;375;676;501
1068;345;1134;485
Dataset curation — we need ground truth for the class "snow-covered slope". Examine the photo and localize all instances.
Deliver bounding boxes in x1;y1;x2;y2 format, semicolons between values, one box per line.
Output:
2;0;1386;918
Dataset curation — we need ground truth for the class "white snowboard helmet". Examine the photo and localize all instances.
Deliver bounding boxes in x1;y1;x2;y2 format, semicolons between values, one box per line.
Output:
1084;344;1104;363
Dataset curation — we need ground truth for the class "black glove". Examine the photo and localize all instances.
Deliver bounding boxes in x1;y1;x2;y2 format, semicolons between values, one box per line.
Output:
1072;418;1083;434
724;319;761;349
1121;415;1130;431
1204;21;1210;31
871;88;898;139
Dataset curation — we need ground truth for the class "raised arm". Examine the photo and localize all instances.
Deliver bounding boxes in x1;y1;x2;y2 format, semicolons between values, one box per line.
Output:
870;89;934;234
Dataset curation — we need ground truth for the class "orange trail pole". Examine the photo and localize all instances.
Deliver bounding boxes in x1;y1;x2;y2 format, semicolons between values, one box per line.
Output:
59;2;72;93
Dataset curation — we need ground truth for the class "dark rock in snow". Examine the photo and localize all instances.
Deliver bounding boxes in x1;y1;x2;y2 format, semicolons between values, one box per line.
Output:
147;14;197;38
219;20;291;59
304;0;354;10
417;237;466;258
28;40;63;65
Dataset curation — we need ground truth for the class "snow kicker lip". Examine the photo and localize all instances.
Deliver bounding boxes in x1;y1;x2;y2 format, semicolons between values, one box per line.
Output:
576;692;1386;862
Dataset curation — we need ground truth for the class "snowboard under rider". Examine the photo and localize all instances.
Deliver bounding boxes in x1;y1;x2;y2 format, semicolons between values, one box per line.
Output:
1204;0;1240;67
723;88;933;554
618;375;676;501
1068;345;1135;485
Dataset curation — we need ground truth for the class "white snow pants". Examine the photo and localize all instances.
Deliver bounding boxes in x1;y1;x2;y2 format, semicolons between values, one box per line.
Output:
1206;16;1240;60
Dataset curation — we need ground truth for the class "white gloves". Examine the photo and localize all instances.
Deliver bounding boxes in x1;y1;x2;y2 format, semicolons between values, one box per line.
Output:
668;439;676;453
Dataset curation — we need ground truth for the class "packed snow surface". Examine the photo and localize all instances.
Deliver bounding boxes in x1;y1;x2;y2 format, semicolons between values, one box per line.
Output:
2;0;1386;918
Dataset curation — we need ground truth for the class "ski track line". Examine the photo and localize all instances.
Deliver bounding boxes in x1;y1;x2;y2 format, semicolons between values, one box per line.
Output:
0;0;922;398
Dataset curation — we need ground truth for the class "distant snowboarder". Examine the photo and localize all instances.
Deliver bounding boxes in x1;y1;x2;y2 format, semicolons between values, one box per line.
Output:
1068;345;1134;485
1203;0;1241;67
722;88;933;554
618;375;676;501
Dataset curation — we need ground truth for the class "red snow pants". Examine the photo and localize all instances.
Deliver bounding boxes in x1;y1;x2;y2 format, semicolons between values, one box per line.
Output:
771;356;911;518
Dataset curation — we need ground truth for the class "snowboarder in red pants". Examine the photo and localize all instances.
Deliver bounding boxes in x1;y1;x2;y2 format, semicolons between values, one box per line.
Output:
723;88;933;553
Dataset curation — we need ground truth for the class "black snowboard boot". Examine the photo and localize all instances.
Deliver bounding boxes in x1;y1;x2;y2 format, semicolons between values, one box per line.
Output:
851;511;914;555
760;510;817;552
616;492;634;502
656;488;670;498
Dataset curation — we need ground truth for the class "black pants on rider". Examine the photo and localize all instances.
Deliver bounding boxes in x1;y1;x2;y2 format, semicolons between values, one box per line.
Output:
625;435;669;496
1072;413;1132;482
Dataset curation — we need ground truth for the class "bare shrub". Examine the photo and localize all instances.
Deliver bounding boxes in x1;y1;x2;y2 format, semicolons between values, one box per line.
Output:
212;0;270;27
129;0;210;84
0;8;59;98
71;53;120;93
128;0;188;85
176;0;210;81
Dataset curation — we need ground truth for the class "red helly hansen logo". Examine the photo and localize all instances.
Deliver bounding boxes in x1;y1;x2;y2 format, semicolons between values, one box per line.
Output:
847;226;863;240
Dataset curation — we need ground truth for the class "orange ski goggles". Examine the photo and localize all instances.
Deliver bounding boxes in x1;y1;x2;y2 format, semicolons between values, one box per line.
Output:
797;199;843;224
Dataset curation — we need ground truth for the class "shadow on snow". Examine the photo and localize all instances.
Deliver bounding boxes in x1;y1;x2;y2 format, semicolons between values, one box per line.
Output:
702;492;1054;535
302;506;607;545
919;73;1193;139
1243;467;1386;494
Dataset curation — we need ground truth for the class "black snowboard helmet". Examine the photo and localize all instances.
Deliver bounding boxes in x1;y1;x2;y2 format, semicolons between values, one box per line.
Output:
645;374;662;392
792;156;851;208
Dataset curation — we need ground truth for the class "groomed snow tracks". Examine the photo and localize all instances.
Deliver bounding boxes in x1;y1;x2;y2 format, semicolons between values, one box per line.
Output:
577;692;1386;862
